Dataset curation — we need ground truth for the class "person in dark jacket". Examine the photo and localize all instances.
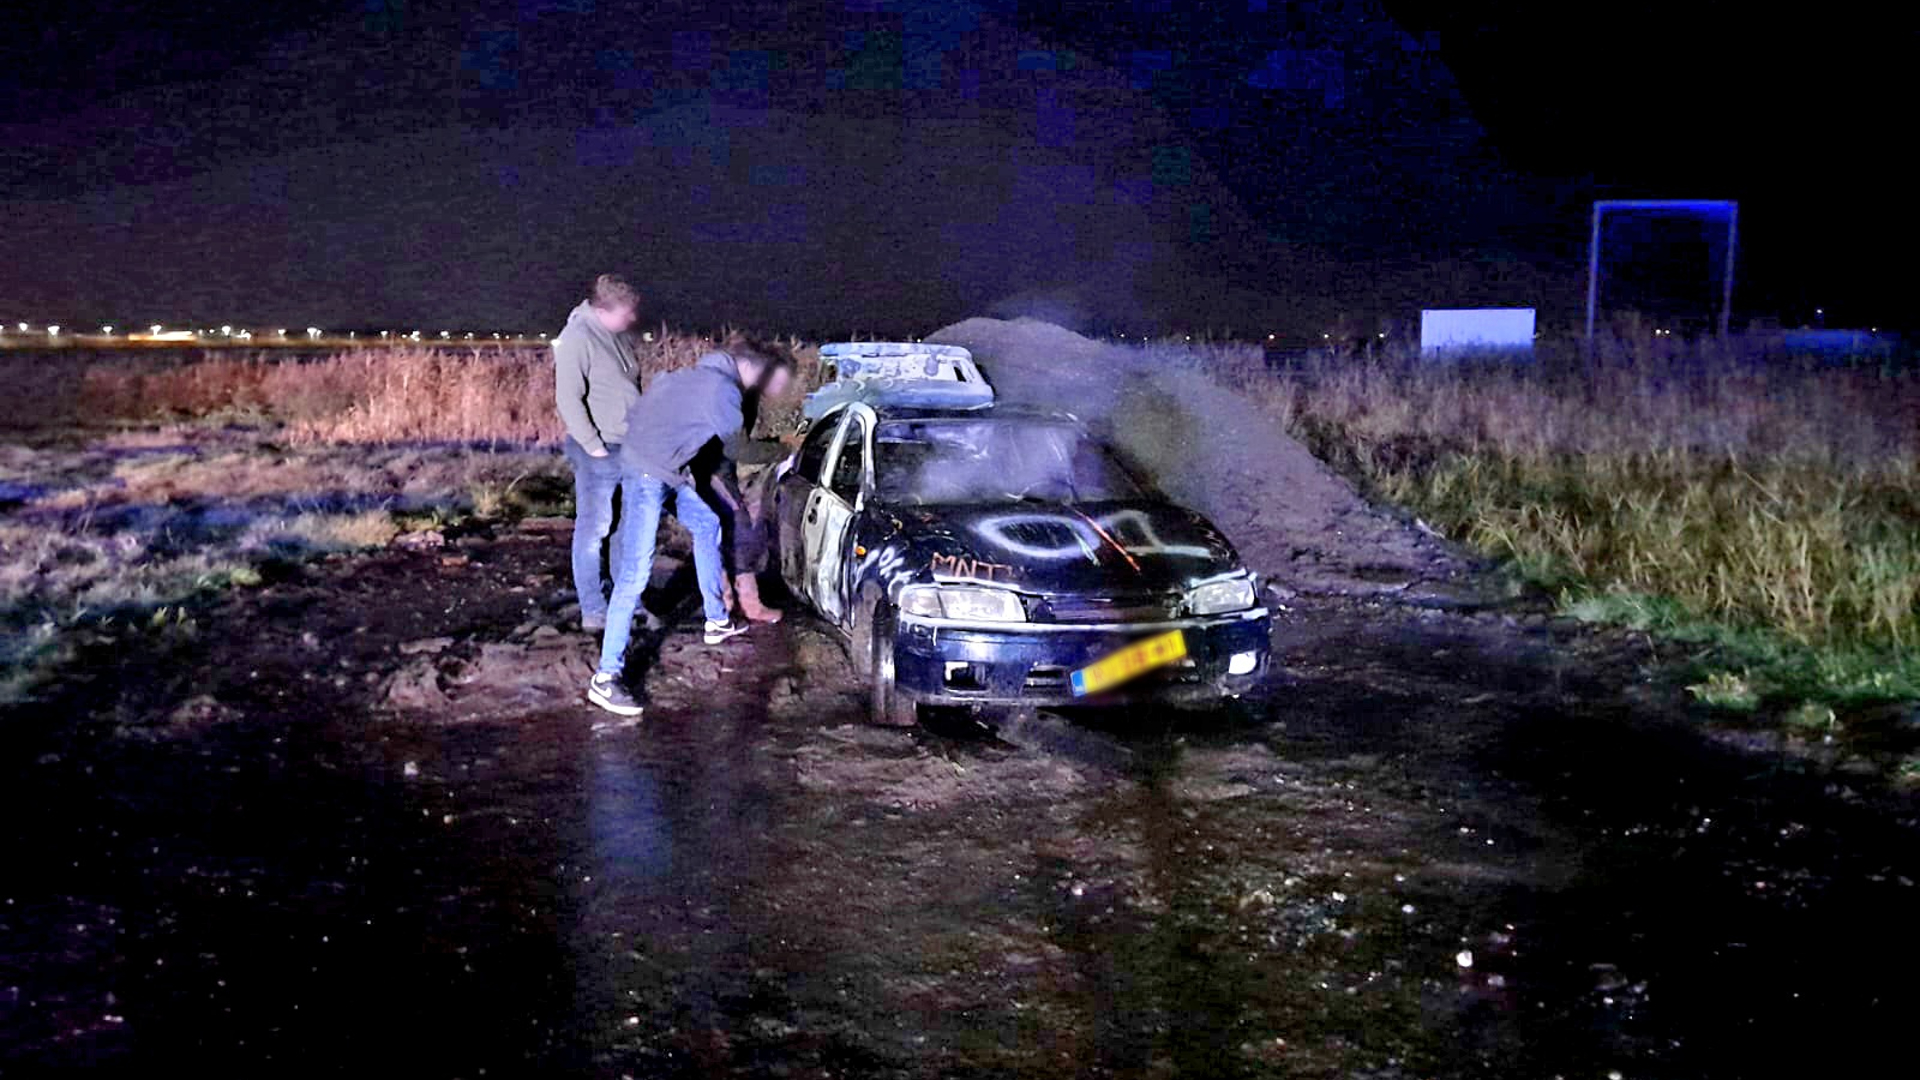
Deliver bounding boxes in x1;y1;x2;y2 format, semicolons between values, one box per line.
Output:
553;274;642;633
691;337;798;623
586;340;780;717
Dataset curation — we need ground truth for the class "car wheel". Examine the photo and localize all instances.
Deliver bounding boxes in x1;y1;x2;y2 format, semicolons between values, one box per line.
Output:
868;603;917;727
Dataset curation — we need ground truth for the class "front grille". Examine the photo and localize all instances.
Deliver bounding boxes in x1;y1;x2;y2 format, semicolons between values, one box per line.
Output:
1037;594;1179;624
1023;665;1071;693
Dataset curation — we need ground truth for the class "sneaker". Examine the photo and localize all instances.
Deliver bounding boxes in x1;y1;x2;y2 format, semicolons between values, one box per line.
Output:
586;672;644;716
581;610;608;632
703;618;750;645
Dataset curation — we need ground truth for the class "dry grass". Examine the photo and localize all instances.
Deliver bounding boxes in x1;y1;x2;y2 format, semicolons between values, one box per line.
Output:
1212;329;1920;706
13;333;789;629
275;510;403;550
5;331;832;700
81;331;823;445
0;432;572;701
0;506;402;617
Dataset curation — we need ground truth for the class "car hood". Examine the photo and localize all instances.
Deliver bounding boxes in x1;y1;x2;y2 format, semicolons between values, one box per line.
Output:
885;499;1245;597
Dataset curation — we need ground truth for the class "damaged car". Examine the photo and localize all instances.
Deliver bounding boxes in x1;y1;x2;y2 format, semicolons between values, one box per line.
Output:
774;343;1271;725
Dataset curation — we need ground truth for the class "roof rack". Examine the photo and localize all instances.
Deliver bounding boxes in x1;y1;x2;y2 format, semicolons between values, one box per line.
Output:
802;342;995;419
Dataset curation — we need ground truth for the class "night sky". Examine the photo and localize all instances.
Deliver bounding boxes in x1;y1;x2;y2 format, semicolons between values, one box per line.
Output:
1;1;1911;337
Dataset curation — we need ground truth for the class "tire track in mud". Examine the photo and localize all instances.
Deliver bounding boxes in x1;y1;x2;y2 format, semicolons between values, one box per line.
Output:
4;528;1917;1077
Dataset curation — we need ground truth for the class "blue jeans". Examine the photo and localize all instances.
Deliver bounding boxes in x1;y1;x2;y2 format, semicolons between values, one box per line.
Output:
564;437;625;619
598;474;729;675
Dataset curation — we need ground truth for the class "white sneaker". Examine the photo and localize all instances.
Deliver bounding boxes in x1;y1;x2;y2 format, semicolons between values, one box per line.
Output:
587;672;644;717
704;618;750;645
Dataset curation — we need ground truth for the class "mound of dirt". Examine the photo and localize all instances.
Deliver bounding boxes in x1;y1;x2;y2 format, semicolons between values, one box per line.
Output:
926;317;1476;598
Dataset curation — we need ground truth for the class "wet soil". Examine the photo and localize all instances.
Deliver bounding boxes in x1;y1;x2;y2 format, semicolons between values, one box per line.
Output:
3;524;1917;1077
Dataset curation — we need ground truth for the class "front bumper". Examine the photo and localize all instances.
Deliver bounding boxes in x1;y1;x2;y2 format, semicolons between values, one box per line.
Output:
893;610;1271;708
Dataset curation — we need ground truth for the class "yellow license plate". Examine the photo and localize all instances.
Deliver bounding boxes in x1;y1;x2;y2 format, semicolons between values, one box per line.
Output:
1070;629;1188;697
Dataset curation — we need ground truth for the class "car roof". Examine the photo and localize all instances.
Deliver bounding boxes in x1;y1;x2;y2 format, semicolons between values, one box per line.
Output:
868;402;1082;425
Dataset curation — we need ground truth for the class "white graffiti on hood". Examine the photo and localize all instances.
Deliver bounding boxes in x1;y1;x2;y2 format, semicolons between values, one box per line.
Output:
971;508;1216;563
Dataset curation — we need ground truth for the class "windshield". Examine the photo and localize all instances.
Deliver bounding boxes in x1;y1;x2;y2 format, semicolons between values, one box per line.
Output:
873;419;1143;505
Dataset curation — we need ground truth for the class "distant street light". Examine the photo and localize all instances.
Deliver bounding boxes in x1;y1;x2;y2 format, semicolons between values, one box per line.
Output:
306;327;321;339
151;324;163;335
101;325;113;335
221;325;233;336
15;323;26;333
47;325;61;336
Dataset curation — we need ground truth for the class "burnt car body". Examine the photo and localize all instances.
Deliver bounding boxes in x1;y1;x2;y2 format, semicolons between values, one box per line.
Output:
772;392;1271;724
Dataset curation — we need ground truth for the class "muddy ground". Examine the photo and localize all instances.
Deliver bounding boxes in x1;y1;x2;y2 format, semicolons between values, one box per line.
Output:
3;518;1916;1078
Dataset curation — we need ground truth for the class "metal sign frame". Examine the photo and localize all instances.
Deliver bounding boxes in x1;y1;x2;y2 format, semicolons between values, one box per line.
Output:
1585;199;1738;344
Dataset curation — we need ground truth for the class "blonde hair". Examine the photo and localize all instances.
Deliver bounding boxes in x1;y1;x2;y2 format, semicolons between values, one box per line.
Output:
589;274;640;311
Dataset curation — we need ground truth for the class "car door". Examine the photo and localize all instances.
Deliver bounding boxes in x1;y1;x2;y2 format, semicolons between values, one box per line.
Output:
806;406;872;624
777;414;846;598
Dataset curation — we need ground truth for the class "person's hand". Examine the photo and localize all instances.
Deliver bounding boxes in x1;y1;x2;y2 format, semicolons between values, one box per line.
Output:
777;429;805;450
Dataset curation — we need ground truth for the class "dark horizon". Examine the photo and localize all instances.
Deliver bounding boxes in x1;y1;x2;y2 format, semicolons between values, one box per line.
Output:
2;1;1912;336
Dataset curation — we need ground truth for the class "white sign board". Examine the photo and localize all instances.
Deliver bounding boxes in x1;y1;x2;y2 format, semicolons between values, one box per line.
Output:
1420;308;1536;355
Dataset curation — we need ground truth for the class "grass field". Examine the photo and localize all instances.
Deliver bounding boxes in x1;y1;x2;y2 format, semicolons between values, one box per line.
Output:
12;328;1919;733
1212;332;1920;718
1;333;814;701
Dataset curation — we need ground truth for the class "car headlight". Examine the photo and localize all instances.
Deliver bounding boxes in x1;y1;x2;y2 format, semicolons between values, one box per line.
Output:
1186;576;1256;616
899;585;1026;622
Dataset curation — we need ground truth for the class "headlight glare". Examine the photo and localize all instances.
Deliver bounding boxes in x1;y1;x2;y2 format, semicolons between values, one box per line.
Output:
900;585;1026;622
899;586;944;618
1187;577;1256;615
937;587;1026;623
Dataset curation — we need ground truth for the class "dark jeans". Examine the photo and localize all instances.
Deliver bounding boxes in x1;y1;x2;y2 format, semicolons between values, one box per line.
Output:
564;436;625;619
711;470;771;575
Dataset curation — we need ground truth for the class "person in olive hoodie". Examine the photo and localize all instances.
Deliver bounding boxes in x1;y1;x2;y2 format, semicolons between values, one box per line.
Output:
554;275;642;633
586;339;780;717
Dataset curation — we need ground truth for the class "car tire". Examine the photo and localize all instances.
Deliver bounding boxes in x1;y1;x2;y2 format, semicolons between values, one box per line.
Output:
847;588;880;677
868;603;917;727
